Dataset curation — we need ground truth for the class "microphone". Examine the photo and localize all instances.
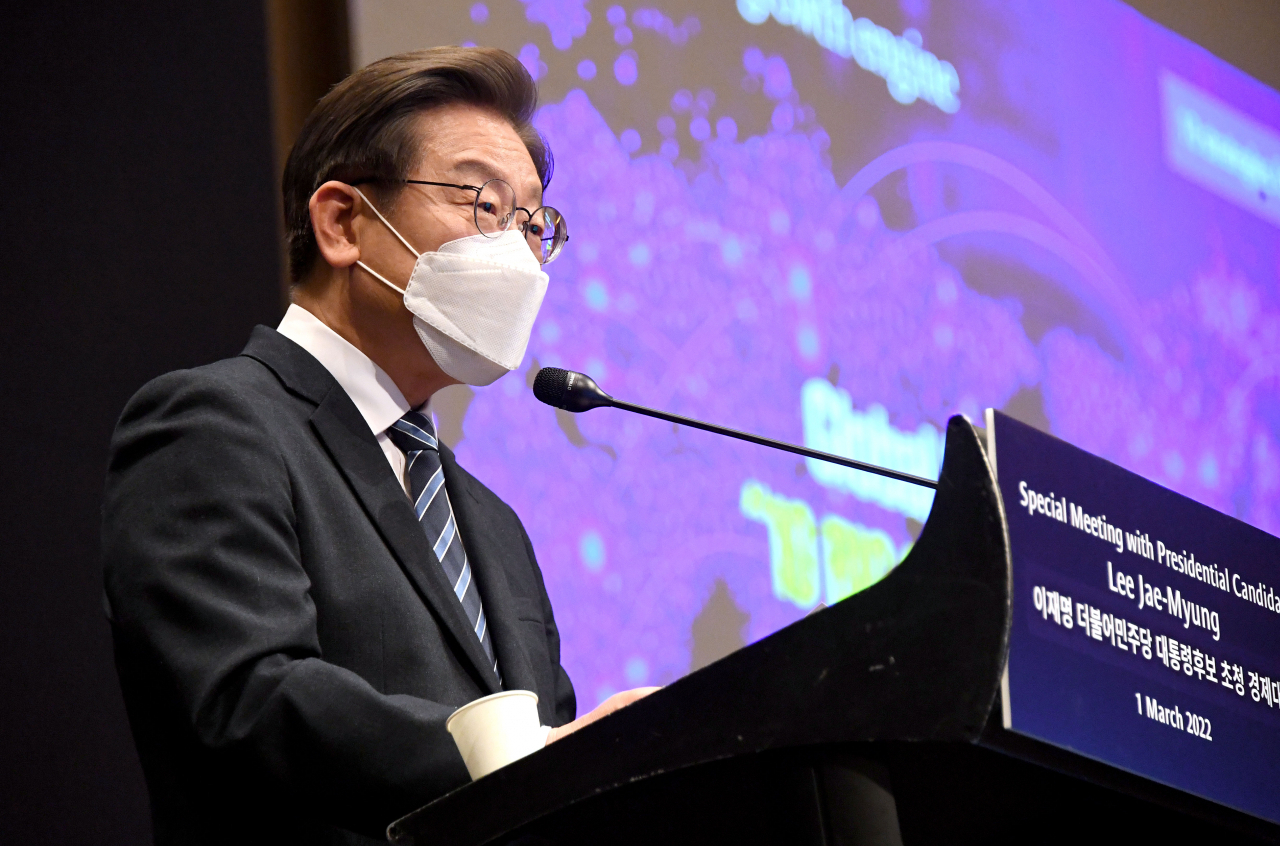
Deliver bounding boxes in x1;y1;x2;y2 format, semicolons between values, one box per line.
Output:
532;367;937;489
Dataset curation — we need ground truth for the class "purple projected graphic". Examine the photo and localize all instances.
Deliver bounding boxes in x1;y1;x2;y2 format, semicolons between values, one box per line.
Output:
356;1;1280;709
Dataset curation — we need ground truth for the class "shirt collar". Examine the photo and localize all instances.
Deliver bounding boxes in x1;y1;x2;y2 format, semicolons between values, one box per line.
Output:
276;303;410;436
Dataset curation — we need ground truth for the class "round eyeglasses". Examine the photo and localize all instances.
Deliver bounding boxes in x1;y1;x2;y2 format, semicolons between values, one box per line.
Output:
355;176;569;264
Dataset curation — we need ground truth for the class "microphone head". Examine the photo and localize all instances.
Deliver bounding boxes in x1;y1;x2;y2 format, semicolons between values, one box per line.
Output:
532;367;613;413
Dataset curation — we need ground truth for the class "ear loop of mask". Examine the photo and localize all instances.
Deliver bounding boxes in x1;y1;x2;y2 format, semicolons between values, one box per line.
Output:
351;186;419;297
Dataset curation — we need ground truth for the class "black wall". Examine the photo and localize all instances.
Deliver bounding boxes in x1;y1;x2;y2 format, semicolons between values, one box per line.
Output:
0;4;282;841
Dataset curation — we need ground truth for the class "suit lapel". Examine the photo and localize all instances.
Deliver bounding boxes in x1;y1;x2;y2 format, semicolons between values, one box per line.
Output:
242;326;500;694
440;448;539;698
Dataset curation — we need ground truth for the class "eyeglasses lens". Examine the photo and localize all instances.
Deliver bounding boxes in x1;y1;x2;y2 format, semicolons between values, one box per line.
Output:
475;179;517;236
474;178;568;264
523;207;567;264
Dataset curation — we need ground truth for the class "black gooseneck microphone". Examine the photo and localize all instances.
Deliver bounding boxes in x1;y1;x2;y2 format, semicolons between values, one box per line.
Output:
532;367;938;490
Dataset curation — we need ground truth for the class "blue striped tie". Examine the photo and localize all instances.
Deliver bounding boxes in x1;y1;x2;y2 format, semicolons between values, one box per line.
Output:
387;410;499;681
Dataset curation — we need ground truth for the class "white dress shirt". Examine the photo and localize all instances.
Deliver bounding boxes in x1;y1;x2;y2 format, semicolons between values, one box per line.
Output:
276;303;414;491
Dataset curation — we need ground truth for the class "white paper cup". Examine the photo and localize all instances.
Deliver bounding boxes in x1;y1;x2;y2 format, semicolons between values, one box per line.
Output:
446;690;545;780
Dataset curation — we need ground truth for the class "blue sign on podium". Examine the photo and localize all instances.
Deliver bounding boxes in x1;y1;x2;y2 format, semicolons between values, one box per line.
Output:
989;411;1280;824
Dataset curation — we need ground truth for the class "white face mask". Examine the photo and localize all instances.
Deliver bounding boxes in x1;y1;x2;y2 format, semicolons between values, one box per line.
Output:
352;187;550;386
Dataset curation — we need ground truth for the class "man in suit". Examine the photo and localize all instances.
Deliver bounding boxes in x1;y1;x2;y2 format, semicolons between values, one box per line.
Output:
102;47;652;845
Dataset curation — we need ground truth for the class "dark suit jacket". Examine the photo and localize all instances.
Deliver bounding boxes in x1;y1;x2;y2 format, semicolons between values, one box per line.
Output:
102;326;576;845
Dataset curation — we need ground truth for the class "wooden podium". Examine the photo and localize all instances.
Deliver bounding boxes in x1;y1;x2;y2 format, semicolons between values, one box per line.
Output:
388;418;1280;845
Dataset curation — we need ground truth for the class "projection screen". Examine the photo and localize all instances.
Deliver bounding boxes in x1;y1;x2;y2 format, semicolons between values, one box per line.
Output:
350;0;1280;708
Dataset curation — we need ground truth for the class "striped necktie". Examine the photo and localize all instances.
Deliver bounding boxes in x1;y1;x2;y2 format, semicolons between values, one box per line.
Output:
386;410;499;680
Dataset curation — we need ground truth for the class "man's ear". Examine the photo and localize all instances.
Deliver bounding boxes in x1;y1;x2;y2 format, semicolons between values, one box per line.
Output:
309;181;362;269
